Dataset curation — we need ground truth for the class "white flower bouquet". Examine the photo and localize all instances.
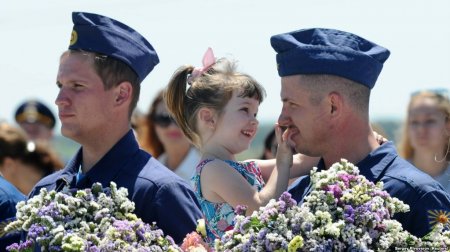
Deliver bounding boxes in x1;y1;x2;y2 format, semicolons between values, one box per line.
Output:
4;182;181;252
215;159;450;251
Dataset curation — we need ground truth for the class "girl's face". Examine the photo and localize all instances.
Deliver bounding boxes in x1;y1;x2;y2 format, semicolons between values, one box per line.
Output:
213;91;260;155
408;96;448;152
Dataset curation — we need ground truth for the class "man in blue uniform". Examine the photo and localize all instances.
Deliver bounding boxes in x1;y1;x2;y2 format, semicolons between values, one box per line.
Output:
29;12;202;243
271;28;450;237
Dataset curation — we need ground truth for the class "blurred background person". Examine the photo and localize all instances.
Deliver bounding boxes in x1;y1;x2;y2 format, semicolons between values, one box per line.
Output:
0;127;25;251
398;89;450;192
131;108;146;144
140;89;200;185
260;128;276;159
14;99;56;142
0;122;63;195
0;122;62;250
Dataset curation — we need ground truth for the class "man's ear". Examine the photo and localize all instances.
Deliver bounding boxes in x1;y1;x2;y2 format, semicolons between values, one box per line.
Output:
198;107;216;128
328;92;342;116
114;81;132;106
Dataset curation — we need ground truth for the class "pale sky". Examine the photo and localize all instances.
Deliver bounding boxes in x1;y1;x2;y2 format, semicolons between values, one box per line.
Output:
1;0;449;132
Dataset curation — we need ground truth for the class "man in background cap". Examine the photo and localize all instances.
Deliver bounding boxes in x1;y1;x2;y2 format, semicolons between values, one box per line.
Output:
272;28;450;237
14;99;56;142
29;12;202;243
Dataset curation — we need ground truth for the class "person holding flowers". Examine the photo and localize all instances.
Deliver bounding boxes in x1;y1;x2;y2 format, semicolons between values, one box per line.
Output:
272;27;450;237
164;48;316;244
28;12;202;244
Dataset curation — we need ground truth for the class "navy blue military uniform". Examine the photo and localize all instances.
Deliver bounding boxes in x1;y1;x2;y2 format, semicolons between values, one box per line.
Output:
0;176;26;250
27;11;202;245
272;28;450;238
26;11;202;246
288;142;450;237
29;130;202;243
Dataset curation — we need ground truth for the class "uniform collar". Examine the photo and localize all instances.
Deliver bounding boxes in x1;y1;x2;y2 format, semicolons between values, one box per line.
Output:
55;152;82;190
356;141;398;182
58;130;140;189
317;142;398;182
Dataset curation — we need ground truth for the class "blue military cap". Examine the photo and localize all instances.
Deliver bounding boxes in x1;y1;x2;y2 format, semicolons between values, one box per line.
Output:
69;12;159;82
270;28;390;89
14;100;56;129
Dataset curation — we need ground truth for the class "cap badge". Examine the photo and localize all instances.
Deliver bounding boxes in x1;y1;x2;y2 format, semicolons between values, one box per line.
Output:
70;30;78;46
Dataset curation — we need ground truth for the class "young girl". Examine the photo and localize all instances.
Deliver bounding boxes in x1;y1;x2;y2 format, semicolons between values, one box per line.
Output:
164;48;312;242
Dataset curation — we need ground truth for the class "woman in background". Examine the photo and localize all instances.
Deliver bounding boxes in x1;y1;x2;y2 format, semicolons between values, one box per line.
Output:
398;89;450;192
0;122;63;195
140;89;200;185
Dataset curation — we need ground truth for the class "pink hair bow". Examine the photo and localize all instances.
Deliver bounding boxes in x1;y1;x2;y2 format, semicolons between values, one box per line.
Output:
188;47;215;84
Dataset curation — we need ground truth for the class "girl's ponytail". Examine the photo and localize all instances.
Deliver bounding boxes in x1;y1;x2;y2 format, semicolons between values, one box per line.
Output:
164;65;198;144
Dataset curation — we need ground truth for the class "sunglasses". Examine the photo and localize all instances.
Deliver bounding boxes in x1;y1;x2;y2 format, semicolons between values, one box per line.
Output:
152;114;177;128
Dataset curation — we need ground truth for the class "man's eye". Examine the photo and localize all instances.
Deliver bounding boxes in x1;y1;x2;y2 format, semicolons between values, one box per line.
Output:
425;119;437;125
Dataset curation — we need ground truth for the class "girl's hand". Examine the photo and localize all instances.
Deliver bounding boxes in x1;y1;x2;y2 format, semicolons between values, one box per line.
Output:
275;123;293;170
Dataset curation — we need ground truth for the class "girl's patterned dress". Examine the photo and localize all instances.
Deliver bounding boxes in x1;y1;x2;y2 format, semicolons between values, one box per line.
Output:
192;159;265;243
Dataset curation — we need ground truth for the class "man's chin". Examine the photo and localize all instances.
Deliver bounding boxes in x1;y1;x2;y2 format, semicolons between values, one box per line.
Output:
60;127;76;139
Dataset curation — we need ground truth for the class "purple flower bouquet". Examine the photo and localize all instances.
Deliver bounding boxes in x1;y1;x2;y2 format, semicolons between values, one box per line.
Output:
215;159;450;251
4;182;181;252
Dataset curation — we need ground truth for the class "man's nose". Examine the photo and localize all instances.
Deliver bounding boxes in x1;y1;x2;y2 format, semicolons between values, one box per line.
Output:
55;88;69;107
278;112;291;126
278;108;290;127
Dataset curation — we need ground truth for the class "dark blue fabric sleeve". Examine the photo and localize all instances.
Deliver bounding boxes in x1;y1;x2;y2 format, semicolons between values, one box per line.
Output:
153;182;202;244
401;190;450;237
287;175;311;204
0;231;21;251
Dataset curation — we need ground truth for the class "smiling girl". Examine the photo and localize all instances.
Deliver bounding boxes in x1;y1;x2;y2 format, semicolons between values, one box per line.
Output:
164;48;304;242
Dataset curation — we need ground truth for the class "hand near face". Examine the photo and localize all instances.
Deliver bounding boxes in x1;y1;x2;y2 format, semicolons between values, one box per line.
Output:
275;123;294;170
